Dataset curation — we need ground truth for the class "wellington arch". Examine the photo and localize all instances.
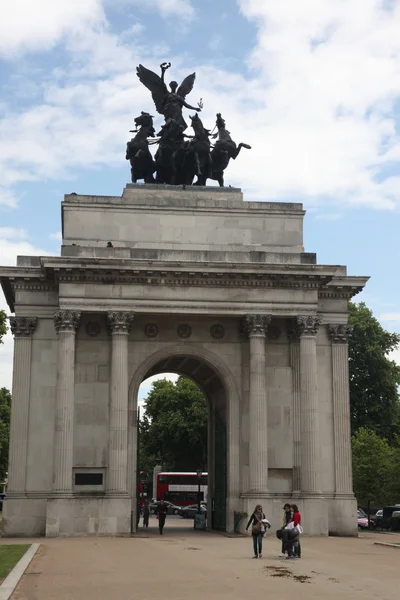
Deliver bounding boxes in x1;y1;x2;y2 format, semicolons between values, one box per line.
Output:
0;184;368;537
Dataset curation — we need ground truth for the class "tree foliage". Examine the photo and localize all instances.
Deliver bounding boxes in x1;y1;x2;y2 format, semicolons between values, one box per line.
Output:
352;427;399;506
139;377;208;473
0;310;7;344
0;388;11;481
349;302;400;438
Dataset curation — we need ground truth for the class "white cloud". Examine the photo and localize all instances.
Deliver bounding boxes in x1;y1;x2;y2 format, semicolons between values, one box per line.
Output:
0;1;400;209
380;313;400;322
0;0;105;58
112;0;195;21
50;232;63;241
0;187;18;208
0;238;50;390
0;227;28;239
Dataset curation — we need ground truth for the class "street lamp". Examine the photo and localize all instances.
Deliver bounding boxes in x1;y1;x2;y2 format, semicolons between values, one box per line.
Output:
197;468;202;514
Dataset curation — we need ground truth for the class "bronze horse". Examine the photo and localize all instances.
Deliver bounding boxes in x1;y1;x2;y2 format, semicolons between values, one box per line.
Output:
125;112;156;183
210;113;251;187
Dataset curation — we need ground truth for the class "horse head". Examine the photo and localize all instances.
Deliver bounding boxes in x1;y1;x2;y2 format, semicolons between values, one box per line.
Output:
189;113;210;140
133;112;155;137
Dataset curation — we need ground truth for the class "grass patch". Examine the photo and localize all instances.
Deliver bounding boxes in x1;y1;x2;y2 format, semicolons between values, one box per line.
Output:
0;545;30;582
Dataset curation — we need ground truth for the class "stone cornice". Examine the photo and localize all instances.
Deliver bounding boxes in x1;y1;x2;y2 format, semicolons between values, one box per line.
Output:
9;316;37;337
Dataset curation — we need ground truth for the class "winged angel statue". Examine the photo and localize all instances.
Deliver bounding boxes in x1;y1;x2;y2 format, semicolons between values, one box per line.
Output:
136;62;202;132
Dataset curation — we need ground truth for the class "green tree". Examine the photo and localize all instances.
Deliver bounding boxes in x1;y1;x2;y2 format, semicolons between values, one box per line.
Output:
0;388;11;481
352;427;396;506
0;310;7;343
139;377;208;473
349;302;400;437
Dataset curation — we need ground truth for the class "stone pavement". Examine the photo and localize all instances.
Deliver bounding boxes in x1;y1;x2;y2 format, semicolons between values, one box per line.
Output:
3;520;399;600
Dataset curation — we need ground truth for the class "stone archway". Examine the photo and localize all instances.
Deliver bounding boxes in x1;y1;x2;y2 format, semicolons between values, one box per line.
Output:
128;344;241;532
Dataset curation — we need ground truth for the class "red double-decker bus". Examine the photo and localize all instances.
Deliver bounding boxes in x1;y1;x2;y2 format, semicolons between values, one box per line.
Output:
156;472;208;506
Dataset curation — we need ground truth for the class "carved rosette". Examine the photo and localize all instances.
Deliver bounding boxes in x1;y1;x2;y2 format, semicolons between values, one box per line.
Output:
107;311;134;334
328;324;353;344
243;314;271;337
296;315;322;337
53;310;81;333
9;317;37;338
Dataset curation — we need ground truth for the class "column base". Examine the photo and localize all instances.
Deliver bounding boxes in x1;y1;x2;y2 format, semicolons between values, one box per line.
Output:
45;496;131;537
328;494;358;537
2;497;47;536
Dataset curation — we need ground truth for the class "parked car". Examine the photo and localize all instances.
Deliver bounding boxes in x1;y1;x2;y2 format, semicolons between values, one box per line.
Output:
149;501;181;515
378;505;400;530
370;509;383;529
179;504;207;519
357;508;369;529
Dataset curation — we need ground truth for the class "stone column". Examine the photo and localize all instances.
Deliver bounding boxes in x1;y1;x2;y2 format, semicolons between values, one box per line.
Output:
244;314;271;494
288;327;301;495
297;315;322;495
7;317;37;495
52;310;81;494
328;324;353;495
107;311;134;495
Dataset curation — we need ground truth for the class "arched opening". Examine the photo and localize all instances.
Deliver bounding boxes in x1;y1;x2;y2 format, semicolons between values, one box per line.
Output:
129;349;232;533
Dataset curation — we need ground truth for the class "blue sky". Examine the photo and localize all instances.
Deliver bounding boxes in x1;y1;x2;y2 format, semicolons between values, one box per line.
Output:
1;0;400;399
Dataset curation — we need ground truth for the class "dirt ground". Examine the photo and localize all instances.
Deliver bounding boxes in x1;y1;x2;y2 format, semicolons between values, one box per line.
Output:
2;519;399;600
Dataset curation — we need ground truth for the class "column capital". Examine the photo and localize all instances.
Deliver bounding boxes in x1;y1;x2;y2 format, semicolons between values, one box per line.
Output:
243;314;271;337
9;316;37;338
296;315;322;337
53;310;81;333
328;324;353;344
107;311;134;334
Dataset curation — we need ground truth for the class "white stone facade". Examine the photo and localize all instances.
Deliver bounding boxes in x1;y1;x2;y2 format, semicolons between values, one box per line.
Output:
0;185;368;537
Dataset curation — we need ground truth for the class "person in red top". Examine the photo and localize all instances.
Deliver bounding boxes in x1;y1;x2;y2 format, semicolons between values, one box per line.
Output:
291;504;302;558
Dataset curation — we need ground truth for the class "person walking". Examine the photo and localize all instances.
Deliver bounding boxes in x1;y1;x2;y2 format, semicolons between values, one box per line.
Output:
143;500;150;528
279;503;292;557
291;504;302;558
245;504;271;559
157;499;168;535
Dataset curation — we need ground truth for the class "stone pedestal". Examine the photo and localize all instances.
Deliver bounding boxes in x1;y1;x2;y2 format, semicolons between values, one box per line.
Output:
52;310;81;494
45;497;131;537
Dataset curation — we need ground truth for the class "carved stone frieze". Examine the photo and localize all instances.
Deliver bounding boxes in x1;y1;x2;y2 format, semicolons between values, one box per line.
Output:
210;324;225;340
144;323;159;338
328;324;353;344
177;324;192;339
85;322;101;337
296;315;322;337
107;312;134;334
243;314;271;337
9;317;37;338
53;310;81;333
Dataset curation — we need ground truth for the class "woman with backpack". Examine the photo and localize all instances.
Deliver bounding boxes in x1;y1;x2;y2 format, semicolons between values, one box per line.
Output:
245;504;271;559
